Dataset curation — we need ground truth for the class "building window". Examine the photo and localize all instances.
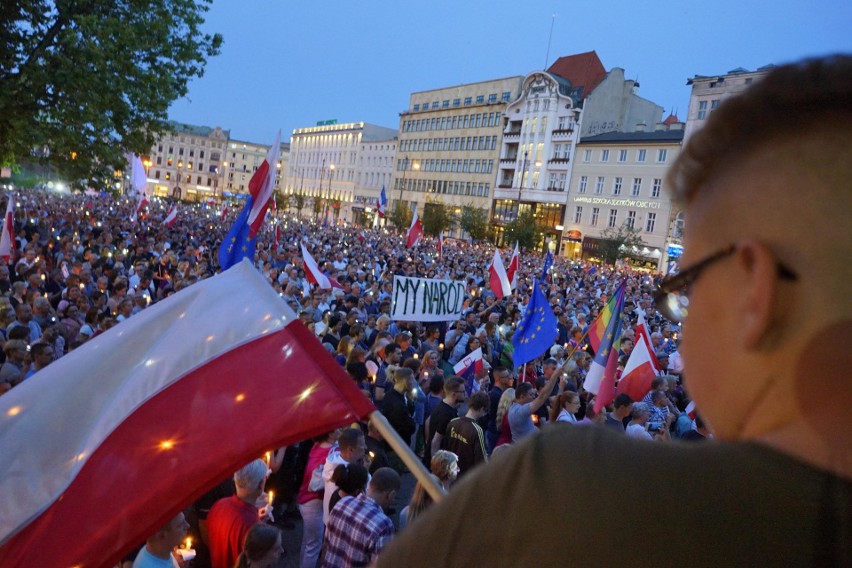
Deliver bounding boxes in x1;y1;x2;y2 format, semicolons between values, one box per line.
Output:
697;100;707;119
583;149;592;162
432;101;439;109
632;178;642;196
657;149;668;163
502;91;511;102
652;178;662;198
591;207;600;227
488;93;497;103
637;149;646;162
442;100;450;108
453;98;460;107
626;210;636;229
595;176;605;195
618;149;628;162
613;177;622;196
578;175;588;193
574;206;583;224
711;99;720;110
646;212;657;232
601;149;610;162
476;95;484;104
413;104;420;112
608;209;618;228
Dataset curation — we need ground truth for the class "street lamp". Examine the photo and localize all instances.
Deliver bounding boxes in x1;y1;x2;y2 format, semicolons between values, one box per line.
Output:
518;150;529;200
397;156;419;206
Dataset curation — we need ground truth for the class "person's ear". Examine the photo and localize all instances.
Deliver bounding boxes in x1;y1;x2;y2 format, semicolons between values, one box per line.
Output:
734;240;781;350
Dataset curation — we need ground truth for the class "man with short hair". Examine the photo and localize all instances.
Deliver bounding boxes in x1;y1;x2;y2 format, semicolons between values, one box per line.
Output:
321;467;400;567
486;367;512;453
443;391;489;477
508;367;563;442
425;376;465;466
378;57;852;565
132;512;190;568
206;459;268;568
604;393;633;433
323;428;368;524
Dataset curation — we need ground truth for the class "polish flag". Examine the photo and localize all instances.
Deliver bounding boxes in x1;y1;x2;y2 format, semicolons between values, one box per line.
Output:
406;211;423;248
301;244;342;290
0;197;14;263
453;347;484;396
488;248;512;299
685;400;697;420
506;241;520;290
131;189;149;224
246;130;281;239
273;224;282;248
635;307;663;373
164;205;178;228
357;231;367;243
615;328;659;403
0;260;374;568
437;231;444;259
221;205;229;222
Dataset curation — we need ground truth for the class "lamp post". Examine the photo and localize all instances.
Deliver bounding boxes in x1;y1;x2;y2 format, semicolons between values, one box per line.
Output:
397;156;420;208
518;150;528;201
327;164;336;223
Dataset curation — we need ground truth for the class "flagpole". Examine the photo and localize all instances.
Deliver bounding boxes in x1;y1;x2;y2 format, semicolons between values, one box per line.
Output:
368;411;445;503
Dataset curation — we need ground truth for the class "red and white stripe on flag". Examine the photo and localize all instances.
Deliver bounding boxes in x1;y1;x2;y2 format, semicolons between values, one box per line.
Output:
246;131;281;239
615;329;659;403
507;242;519;290
0;196;14;262
0;260;374;567
164;206;177;227
488;248;512;299
301;244;334;289
406;211;423;248
437;231;444;259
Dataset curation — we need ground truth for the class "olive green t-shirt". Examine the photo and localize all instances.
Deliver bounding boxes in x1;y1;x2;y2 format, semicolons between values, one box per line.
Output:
377;425;850;567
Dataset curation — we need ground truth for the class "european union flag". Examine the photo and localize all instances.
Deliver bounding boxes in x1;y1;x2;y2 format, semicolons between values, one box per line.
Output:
511;278;558;367
540;250;553;281
218;197;256;271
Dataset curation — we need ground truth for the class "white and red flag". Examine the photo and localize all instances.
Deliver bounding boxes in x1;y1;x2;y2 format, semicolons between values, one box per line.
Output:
377;185;387;218
615;328;660;403
0;260;374;567
130;154;148;195
453;347;484;395
0;197;14;263
273;224;282;248
488;248;512;299
164;205;178;228
406;210;423;248
301;244;342;290
246;130;281;239
507;241;520;290
131;188;149;224
221;205;229;222
437;231;444;259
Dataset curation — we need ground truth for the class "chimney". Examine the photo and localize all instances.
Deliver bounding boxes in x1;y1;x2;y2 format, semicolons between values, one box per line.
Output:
635;122;646;132
655;122;666;131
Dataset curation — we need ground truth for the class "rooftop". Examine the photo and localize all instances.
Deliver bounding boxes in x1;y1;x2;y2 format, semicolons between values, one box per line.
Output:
579;129;684;144
547;51;608;101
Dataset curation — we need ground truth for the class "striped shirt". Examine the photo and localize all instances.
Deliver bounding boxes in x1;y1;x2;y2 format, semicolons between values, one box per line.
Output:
321;494;395;567
443;416;487;477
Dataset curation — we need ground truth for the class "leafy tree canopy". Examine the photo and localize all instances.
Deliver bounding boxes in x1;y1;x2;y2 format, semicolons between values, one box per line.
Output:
598;223;647;264
504;210;544;250
0;0;223;189
459;204;490;242
388;201;412;232
421;199;455;237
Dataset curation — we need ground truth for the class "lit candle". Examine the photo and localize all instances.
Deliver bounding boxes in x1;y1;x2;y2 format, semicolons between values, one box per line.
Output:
438;343;444;350
265;451;272;467
267;491;274;508
184;537;192;550
413;353;419;360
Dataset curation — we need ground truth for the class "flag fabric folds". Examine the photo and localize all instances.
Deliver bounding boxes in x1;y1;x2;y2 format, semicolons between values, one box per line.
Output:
488;248;512;299
164;206;177;228
0;197;14;262
246;131;281;239
377;186;388;218
511;279;558;367
130;154;148;195
615;328;659;403
540;250;554;282
221;205;229;222
301;244;342;290
0;260;375;568
437;231;444;259
406;211;423;248
218;199;256;271
588;283;623;352
453;347;483;396
584;282;627;412
507;242;519;290
131;188;149;224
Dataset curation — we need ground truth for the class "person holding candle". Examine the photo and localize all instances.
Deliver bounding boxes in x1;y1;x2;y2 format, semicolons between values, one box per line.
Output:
207;459;268;568
131;511;189;568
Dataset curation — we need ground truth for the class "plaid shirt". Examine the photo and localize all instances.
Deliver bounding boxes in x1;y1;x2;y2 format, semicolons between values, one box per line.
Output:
321;493;395;568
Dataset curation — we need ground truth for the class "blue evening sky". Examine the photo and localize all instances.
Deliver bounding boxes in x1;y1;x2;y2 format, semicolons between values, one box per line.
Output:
168;0;851;144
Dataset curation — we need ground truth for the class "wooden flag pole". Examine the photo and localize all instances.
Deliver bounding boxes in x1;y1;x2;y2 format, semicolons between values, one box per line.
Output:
368;411;445;504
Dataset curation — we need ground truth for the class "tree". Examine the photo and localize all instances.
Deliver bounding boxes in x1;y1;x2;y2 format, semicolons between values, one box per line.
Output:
311;195;323;219
293;192;307;217
421;200;455;236
503;210;546;251
459;204;490;242
0;1;223;189
388;202;412;232
598;223;647;265
274;192;290;212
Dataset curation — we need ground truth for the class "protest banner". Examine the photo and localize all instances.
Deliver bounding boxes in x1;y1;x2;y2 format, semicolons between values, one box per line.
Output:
391;275;465;322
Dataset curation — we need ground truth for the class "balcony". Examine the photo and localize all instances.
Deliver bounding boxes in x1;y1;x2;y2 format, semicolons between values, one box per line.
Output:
499;158;518;166
503;131;520;141
551;125;576;137
548;157;570;169
498;183;514;189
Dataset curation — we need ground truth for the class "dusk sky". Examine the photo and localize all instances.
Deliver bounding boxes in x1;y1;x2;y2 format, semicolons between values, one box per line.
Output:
168;0;851;144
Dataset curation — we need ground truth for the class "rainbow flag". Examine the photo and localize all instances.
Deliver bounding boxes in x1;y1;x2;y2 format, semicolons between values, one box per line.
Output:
588;281;626;352
585;281;627;412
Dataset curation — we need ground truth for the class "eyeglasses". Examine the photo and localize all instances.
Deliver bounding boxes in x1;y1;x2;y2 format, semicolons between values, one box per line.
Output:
653;244;797;322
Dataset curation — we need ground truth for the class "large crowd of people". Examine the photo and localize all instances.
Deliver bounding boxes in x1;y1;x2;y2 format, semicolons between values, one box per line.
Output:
8;54;850;568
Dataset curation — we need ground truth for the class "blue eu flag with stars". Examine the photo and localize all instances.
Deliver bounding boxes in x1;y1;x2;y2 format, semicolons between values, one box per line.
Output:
512;278;558;367
540;250;553;281
218;197;256;271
